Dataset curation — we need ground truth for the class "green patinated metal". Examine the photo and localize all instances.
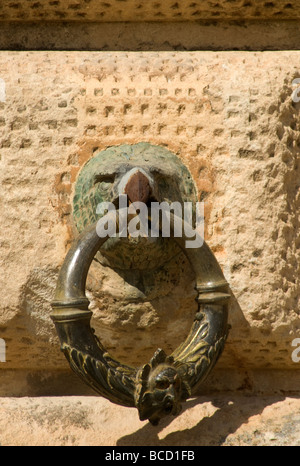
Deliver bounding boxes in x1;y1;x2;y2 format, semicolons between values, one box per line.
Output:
73;143;197;270
73;143;197;233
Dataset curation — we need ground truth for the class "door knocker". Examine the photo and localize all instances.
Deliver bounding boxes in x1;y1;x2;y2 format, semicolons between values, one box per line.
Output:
51;143;230;425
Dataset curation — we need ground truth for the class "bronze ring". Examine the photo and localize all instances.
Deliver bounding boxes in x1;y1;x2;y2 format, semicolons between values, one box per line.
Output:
51;211;230;425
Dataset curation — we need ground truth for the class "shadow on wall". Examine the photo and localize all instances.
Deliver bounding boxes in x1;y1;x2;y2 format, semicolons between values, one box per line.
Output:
117;394;286;446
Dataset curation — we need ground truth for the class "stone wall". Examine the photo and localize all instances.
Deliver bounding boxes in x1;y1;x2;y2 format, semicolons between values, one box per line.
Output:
0;49;299;395
0;0;299;22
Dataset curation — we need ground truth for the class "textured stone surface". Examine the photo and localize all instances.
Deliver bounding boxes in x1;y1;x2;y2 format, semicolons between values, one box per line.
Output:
3;22;300;52
0;0;299;22
0;51;299;392
0;395;299;446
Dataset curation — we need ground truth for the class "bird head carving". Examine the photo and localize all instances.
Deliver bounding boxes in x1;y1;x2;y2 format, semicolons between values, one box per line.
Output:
73;143;197;271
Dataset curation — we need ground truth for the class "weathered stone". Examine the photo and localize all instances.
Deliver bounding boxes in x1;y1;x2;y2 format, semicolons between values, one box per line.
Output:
0;51;299;392
0;0;299;22
0;395;299;446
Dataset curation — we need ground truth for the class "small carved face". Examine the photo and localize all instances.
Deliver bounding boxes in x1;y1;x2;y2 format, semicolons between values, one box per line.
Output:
138;363;183;425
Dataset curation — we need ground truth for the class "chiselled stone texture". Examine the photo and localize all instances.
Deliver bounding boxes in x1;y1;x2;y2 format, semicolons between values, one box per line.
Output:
0;52;299;392
2;22;300;52
0;0;299;22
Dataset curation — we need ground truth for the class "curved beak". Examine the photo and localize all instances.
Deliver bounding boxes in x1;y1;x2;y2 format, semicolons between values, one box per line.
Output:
118;167;153;204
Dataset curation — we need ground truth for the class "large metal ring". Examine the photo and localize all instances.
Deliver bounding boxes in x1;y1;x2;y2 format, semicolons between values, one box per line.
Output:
51;211;230;425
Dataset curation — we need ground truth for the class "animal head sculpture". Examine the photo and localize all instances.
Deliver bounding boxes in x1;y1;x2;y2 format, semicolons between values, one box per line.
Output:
134;348;190;425
73;143;197;271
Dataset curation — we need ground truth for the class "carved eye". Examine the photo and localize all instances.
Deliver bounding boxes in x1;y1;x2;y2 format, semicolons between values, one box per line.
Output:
156;379;170;390
94;174;116;184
